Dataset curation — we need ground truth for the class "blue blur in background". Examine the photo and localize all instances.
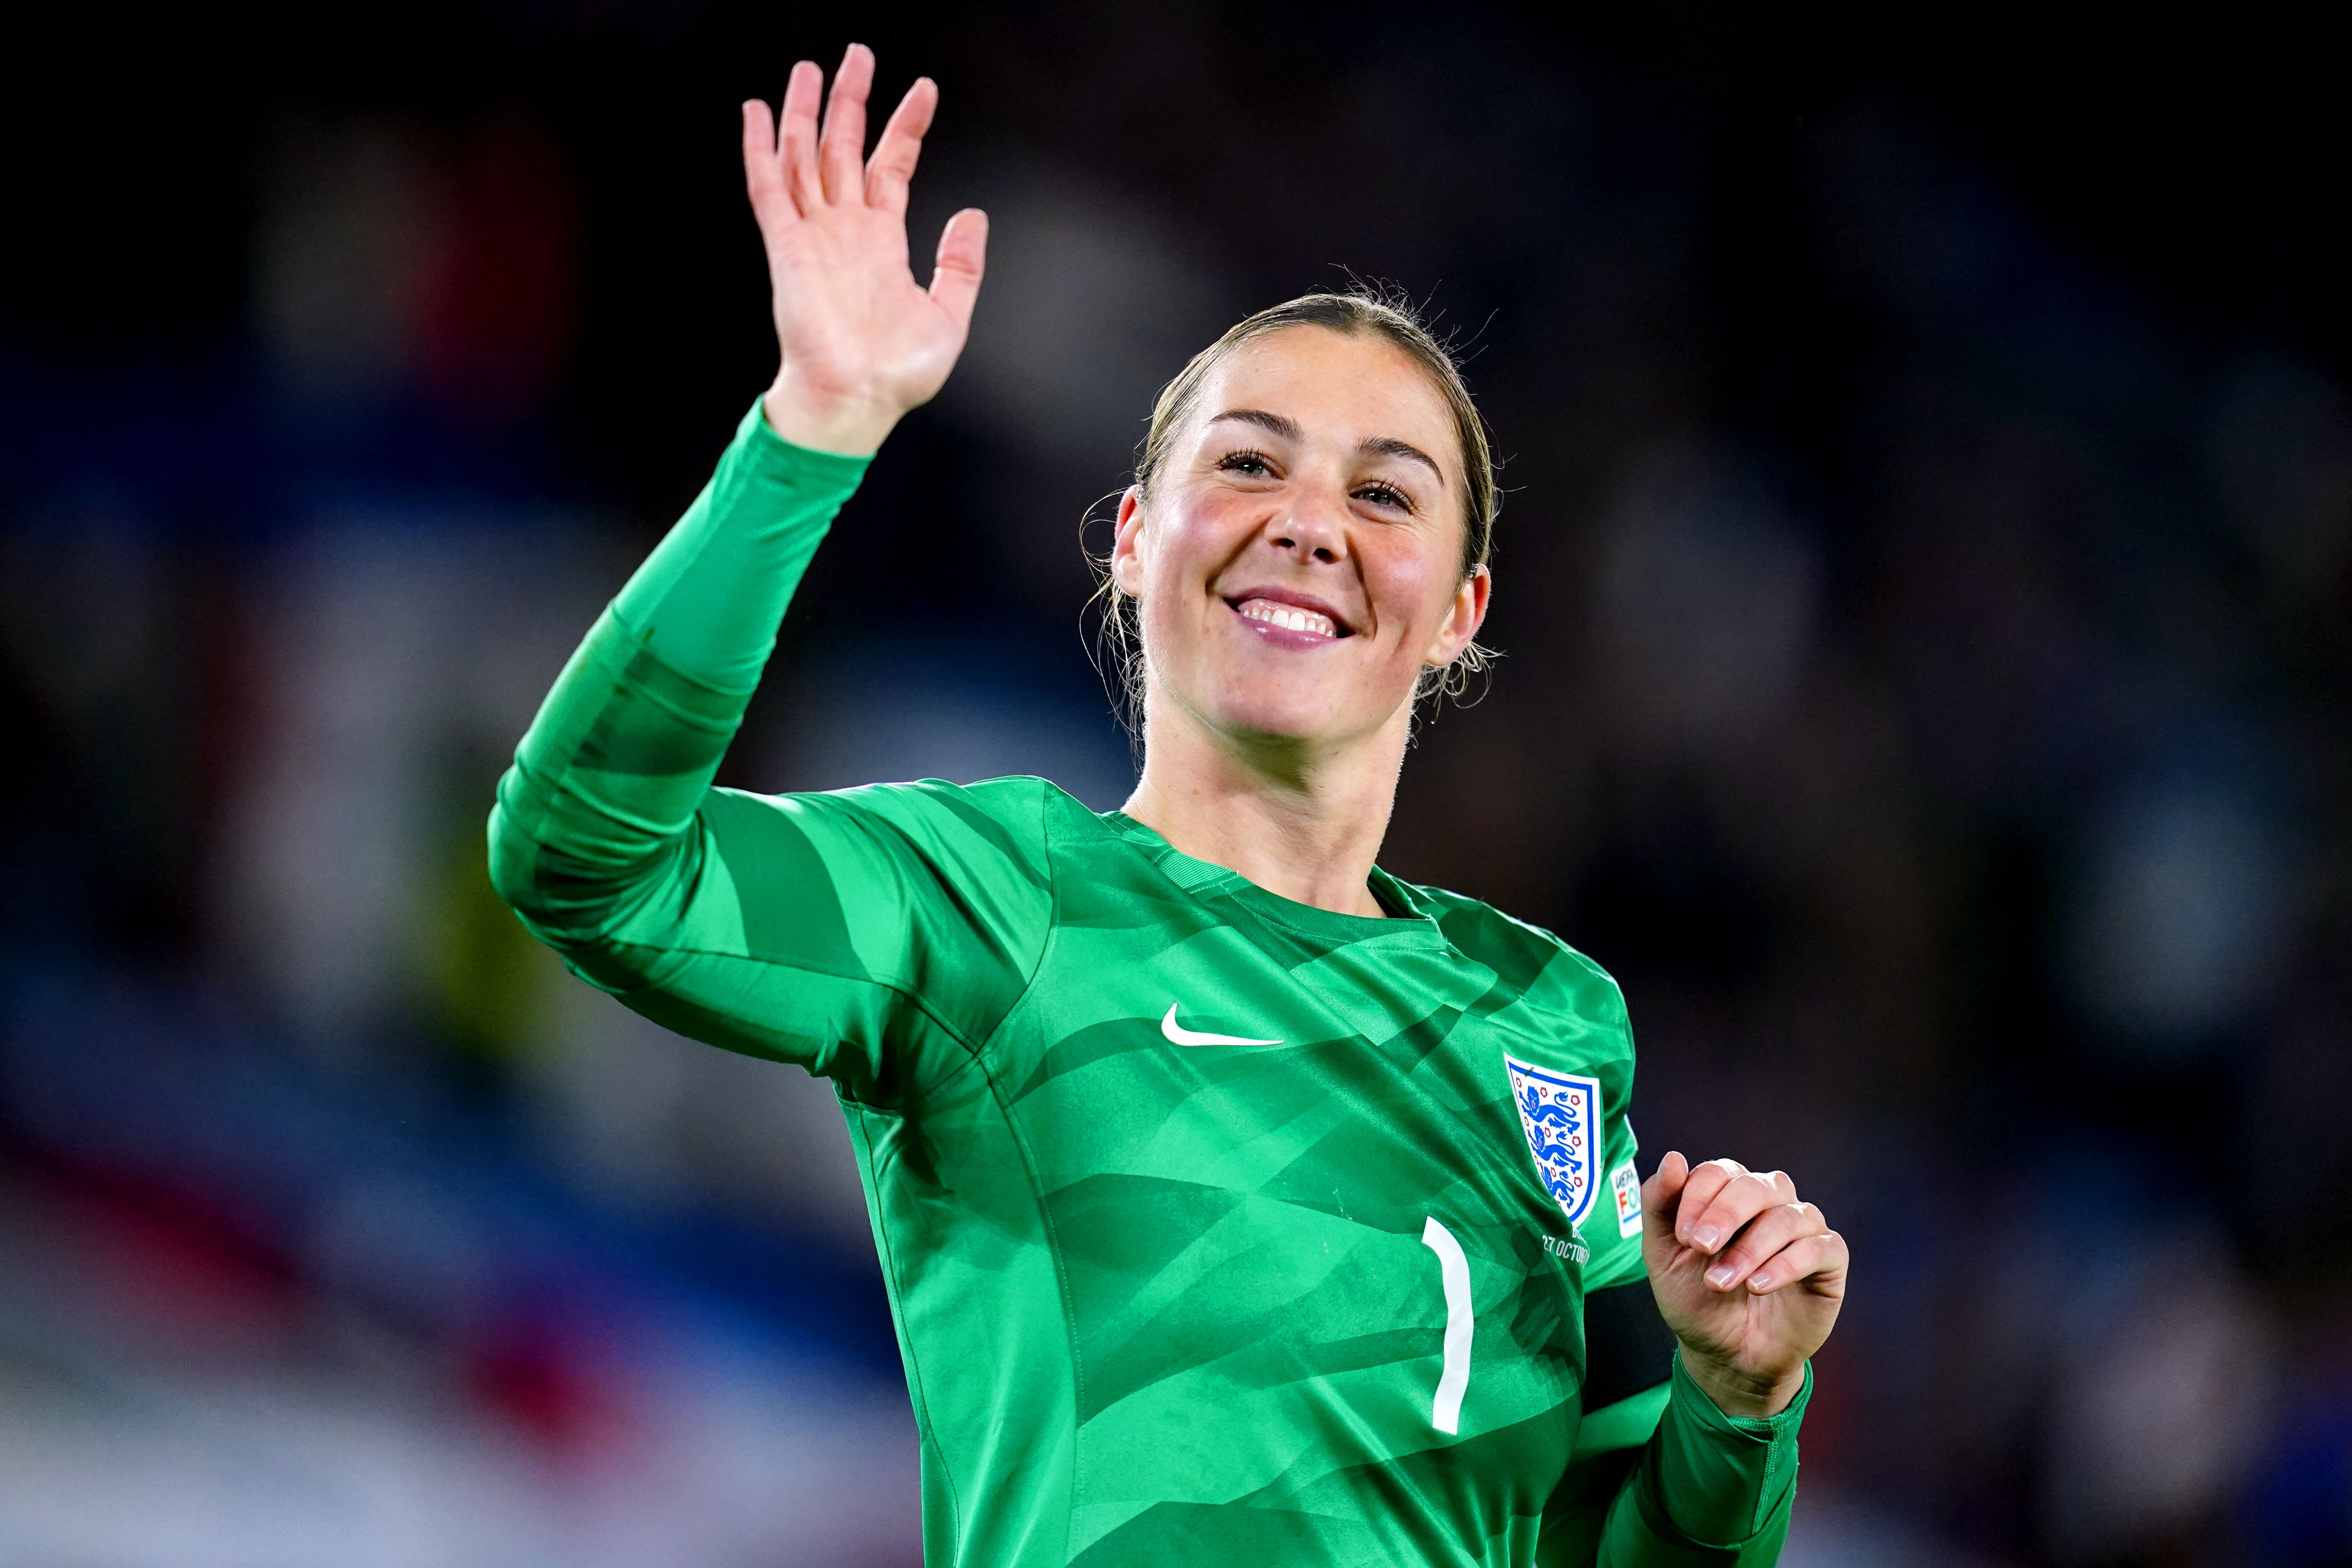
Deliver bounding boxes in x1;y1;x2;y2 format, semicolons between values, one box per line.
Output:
3;5;2350;1565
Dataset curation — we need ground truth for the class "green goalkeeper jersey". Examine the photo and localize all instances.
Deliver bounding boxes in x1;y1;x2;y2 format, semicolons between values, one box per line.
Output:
490;402;1807;1567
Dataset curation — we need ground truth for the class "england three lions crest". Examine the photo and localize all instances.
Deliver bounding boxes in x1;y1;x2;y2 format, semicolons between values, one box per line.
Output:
1504;1055;1602;1227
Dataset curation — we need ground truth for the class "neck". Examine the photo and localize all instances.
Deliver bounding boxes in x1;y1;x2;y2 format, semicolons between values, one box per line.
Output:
1119;692;1408;918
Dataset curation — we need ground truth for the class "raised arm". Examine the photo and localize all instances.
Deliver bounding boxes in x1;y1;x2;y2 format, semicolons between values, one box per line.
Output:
489;49;1044;1098
584;46;986;690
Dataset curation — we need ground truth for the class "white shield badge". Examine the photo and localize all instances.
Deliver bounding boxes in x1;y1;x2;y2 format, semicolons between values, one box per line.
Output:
1503;1055;1602;1227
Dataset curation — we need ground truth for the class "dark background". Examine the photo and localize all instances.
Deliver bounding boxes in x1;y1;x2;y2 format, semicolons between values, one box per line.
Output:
5;4;2349;1563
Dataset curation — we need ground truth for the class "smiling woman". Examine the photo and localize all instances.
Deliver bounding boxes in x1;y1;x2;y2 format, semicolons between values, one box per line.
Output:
1107;310;1495;916
488;43;1846;1568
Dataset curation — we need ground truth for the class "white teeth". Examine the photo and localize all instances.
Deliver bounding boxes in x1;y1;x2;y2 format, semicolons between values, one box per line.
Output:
1238;598;1338;638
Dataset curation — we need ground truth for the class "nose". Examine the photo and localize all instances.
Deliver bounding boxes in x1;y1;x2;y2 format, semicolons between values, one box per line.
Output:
1268;486;1348;564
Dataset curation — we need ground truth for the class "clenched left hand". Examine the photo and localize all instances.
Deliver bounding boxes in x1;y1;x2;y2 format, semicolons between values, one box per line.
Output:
1642;1152;1848;1418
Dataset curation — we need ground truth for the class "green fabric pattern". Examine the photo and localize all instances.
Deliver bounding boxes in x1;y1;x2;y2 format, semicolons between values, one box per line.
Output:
489;401;1805;1566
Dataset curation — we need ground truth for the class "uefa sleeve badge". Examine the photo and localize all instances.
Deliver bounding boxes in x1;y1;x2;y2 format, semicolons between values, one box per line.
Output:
1503;1055;1602;1229
1611;1161;1643;1237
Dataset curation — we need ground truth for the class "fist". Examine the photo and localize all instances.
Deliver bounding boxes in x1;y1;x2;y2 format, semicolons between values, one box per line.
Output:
1641;1152;1847;1418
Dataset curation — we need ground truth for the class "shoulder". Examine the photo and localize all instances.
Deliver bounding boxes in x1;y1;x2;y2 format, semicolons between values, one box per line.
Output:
831;774;1054;826
1393;877;1633;1044
709;776;1056;885
817;776;1055;865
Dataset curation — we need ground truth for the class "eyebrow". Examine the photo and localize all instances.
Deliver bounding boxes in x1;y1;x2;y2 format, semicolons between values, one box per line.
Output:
1206;409;1447;485
1361;435;1445;484
1209;408;1303;443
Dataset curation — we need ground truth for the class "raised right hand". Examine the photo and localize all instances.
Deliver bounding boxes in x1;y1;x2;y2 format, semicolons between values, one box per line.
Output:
742;44;987;456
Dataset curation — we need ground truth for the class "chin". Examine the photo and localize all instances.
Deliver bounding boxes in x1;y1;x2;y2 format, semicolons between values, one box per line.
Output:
1215;707;1329;745
1198;682;1391;749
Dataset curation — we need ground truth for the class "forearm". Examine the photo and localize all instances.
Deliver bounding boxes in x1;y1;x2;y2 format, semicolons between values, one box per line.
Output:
1595;1354;1808;1566
488;400;867;936
607;401;869;689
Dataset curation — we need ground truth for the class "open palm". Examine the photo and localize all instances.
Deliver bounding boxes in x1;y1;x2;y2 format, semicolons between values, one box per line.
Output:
742;45;987;456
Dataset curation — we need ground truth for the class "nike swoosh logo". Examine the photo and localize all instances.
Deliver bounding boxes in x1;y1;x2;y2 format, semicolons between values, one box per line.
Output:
1160;1003;1282;1047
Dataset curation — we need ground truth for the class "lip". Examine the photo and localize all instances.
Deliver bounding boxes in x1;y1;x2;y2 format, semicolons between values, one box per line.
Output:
1223;585;1356;644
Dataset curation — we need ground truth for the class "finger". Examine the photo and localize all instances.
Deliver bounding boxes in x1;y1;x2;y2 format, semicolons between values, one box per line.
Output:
780;59;824;214
865;75;937;216
1640;1150;1691;1250
1744;1229;1849;1298
1700;1200;1825;1292
928;207;987;331
741;99;794;231
1685;1169;1796;1257
1671;1158;1747;1249
818;42;875;205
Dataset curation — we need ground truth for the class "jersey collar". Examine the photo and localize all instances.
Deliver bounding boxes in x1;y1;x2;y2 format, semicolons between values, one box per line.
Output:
1098;810;1447;949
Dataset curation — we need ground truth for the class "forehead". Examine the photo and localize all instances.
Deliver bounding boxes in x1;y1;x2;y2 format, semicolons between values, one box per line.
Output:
1193;327;1457;470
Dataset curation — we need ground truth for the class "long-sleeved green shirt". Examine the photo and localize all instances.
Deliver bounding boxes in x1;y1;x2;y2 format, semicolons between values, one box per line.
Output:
489;400;1806;1566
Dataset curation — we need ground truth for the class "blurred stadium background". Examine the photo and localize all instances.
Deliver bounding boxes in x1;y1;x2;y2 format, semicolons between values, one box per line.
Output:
4;5;2349;1565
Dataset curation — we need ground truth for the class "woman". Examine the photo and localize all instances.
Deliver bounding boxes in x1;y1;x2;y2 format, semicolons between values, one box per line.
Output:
491;44;1846;1568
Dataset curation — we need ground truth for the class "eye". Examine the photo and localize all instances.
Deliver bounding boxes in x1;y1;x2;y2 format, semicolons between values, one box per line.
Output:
1217;448;1275;478
1355;481;1413;512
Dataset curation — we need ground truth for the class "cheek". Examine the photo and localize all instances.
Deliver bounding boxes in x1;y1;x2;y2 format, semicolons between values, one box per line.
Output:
1132;516;1214;667
1137;494;1242;600
1366;546;1456;650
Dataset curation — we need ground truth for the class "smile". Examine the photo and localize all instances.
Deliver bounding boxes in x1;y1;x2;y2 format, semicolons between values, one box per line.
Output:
1229;593;1353;644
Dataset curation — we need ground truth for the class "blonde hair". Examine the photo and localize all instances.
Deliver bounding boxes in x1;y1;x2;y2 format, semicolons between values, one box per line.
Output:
1089;289;1500;722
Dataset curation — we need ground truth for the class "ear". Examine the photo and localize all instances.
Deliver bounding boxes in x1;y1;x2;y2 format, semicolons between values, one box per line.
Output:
1110;486;1149;596
1421;564;1491;668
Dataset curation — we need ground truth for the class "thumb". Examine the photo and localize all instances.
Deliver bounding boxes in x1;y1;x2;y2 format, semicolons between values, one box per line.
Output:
929;208;988;331
1642;1151;1690;1253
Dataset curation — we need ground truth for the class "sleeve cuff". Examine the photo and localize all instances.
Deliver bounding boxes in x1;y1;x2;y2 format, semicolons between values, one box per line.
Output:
1640;1353;1810;1548
1670;1350;1813;1437
735;396;876;489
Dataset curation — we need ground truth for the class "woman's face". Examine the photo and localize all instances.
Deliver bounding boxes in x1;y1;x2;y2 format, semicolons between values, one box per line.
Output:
1112;326;1489;755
